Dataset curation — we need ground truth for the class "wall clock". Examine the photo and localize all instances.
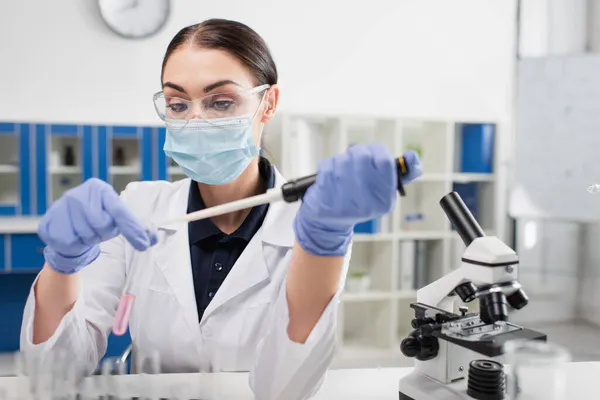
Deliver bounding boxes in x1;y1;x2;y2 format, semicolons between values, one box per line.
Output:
98;0;171;40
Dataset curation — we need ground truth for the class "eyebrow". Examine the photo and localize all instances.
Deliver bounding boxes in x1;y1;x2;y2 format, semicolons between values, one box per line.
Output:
162;80;242;94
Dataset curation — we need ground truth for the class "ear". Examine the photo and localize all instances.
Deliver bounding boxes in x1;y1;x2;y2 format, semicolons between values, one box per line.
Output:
260;85;280;124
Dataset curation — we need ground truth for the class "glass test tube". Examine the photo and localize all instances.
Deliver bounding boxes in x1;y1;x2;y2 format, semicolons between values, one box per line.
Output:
137;350;161;400
52;350;77;400
28;352;54;400
113;241;157;336
505;339;571;400
100;357;127;400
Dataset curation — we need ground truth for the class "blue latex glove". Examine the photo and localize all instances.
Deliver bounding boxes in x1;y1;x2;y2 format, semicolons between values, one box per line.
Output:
293;144;422;257
38;178;158;274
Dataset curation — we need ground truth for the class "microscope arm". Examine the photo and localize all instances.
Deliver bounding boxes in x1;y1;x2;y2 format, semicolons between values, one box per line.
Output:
416;267;471;313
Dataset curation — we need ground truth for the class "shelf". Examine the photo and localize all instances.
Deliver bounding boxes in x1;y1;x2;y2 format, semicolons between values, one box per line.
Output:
398;230;449;240
110;166;141;175
0;217;41;233
419;173;449;182
0;165;18;174
353;231;454;241
342;291;394;302
168;166;185;175
395;290;417;299
353;232;397;242
50;166;81;174
453;173;494;183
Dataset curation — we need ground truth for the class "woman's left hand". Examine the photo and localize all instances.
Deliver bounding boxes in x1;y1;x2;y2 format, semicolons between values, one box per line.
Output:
293;143;422;257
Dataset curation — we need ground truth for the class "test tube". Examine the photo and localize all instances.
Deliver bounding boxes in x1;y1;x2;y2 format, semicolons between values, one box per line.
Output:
113;293;135;336
51;350;77;400
113;244;157;336
137;350;161;400
113;263;139;336
28;352;54;400
505;339;571;400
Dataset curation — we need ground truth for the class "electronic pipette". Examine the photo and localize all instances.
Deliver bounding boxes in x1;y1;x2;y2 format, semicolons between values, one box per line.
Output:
155;156;411;228
112;155;411;335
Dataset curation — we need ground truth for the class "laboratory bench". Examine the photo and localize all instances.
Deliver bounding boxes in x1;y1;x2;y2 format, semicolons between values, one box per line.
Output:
0;363;594;399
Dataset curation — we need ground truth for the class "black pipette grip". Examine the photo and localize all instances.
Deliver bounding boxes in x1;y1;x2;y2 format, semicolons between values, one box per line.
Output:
439;191;485;246
281;156;410;202
281;173;318;202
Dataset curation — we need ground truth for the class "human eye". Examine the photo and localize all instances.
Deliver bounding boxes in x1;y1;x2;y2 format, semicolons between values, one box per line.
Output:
166;100;188;114
206;96;235;111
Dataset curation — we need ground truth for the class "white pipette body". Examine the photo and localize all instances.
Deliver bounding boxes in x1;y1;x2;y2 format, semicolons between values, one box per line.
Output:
155;188;283;228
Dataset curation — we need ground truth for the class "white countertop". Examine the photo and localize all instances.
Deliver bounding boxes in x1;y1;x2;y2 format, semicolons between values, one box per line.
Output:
0;363;596;399
0;217;41;234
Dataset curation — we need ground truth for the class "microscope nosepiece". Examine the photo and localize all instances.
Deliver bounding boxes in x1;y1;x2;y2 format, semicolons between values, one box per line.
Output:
507;288;529;310
455;282;478;303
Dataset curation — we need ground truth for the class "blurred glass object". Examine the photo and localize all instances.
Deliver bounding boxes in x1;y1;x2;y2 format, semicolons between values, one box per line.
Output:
101;357;128;400
137;350;161;400
24;351;54;400
11;350;79;400
505;340;570;399
52;350;77;400
12;351;29;400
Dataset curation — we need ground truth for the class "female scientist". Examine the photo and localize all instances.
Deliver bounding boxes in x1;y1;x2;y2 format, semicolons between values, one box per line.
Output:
20;19;421;399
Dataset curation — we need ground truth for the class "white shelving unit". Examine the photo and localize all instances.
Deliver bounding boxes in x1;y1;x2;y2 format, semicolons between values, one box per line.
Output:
262;114;502;367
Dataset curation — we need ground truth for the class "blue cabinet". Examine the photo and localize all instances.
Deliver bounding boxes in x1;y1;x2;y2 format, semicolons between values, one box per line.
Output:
0;235;5;271
0;234;45;272
1;121;168;217
9;234;45;271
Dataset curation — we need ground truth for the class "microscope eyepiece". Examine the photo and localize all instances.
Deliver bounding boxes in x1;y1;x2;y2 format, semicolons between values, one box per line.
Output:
507;288;529;310
440;192;485;247
480;292;509;324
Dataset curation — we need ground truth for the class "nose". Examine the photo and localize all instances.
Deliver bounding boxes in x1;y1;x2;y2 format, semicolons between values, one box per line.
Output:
189;102;204;120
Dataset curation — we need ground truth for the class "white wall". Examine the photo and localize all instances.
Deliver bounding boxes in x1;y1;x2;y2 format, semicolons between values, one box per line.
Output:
0;0;517;125
511;220;582;325
516;0;600;325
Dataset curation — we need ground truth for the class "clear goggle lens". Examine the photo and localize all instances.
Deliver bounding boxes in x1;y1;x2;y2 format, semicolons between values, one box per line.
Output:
153;84;269;128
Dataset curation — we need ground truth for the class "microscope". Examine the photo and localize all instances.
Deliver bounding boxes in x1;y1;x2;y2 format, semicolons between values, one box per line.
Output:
398;192;546;400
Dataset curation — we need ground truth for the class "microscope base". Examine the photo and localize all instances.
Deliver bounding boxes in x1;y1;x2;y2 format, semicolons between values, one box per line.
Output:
399;371;484;400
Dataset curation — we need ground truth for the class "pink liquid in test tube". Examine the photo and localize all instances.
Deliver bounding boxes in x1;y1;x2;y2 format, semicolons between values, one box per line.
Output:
113;294;135;336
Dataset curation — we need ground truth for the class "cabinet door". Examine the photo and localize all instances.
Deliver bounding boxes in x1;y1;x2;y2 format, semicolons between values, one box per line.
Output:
10;234;45;271
0;234;5;271
0;124;21;215
18;124;31;215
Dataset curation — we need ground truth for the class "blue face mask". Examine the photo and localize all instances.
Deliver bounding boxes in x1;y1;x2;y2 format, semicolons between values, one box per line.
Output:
163;116;260;185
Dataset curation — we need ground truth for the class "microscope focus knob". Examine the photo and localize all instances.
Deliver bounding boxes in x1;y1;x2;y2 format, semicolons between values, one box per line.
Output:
416;336;439;361
400;337;420;358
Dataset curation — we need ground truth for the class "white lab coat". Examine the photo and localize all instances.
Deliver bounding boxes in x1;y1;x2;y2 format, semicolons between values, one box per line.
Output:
20;168;351;400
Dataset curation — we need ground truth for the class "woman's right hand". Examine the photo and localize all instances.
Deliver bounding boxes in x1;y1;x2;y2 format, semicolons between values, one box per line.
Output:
37;178;157;275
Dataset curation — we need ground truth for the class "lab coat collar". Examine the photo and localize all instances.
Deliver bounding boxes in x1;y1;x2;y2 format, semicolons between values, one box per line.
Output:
152;166;297;336
154;167;297;247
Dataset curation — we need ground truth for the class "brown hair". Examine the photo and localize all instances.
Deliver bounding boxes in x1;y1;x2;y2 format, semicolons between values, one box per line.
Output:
161;19;278;86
